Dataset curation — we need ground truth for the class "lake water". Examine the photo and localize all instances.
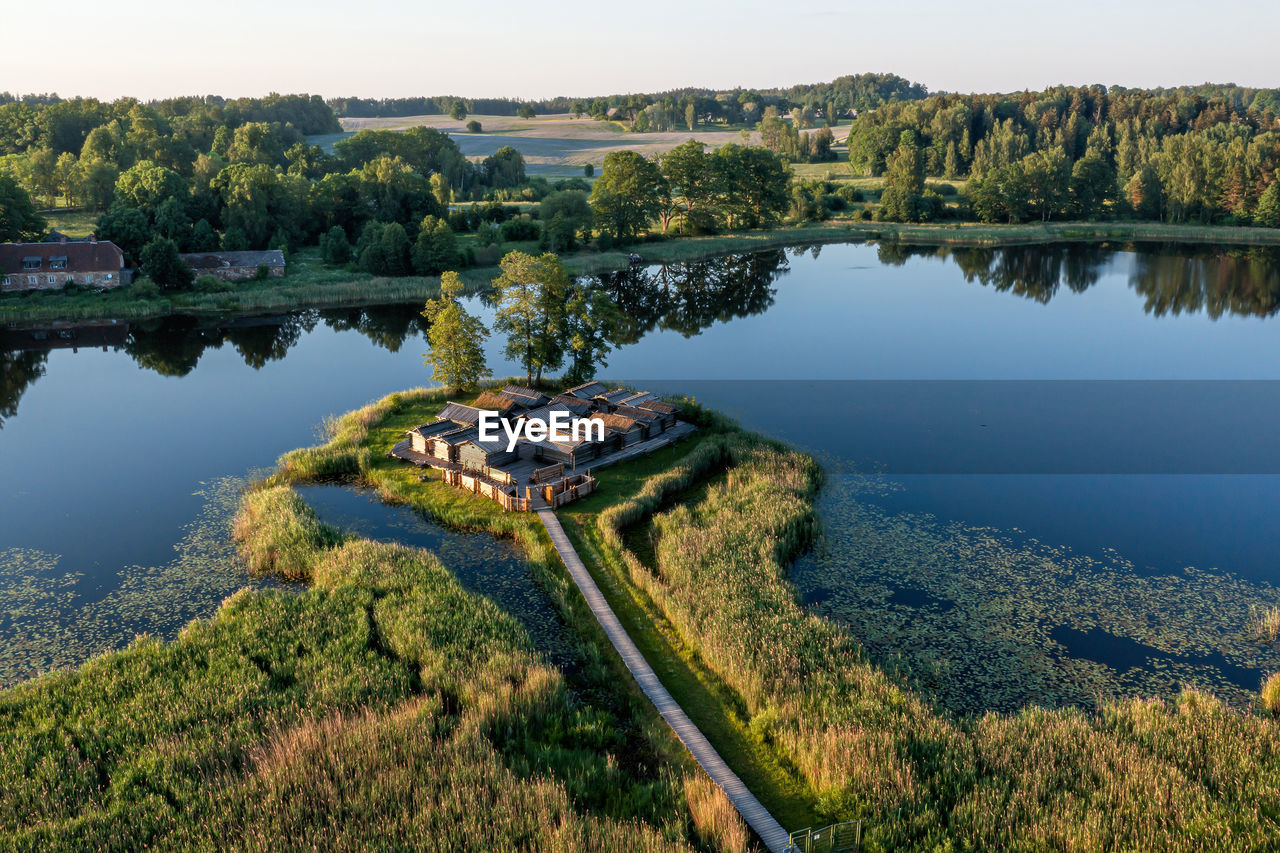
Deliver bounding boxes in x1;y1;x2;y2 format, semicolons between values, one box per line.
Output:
3;241;1279;710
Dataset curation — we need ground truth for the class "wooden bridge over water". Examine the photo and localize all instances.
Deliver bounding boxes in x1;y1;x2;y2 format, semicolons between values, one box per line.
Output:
536;508;792;852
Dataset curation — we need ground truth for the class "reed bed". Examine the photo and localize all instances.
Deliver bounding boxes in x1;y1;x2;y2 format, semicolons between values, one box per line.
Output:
595;429;1280;850
0;470;700;850
1251;604;1280;644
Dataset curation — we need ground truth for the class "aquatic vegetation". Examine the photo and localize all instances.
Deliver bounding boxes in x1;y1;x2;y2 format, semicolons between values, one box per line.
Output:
0;478;696;850
797;477;1280;712
1263;674;1280;715
0;476;270;688
1251;604;1280;644
590;429;1280;850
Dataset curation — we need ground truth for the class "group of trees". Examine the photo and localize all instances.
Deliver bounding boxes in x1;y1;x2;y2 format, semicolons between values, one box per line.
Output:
423;251;616;391
848;84;1280;225
591;142;790;240
327;74;929;136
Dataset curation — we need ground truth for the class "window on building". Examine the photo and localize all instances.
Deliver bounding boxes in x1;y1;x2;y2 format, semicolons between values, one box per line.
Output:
2;276;9;287
21;258;41;271
49;257;68;270
27;275;37;285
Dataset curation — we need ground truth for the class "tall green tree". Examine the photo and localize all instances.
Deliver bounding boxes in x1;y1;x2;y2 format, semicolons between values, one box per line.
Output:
0;174;46;242
422;271;490;394
590;151;667;241
539;190;593;251
139;236;193;291
491;251;568;385
412;216;458;275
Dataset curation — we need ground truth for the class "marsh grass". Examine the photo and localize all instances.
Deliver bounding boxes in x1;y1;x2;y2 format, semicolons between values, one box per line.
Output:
1251;604;1280;644
0;446;703;849
587;425;1280;850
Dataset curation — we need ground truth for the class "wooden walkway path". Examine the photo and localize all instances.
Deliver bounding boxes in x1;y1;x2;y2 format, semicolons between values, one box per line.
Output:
536;509;791;853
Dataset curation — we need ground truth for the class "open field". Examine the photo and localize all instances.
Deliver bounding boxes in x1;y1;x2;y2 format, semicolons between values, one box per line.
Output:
314;113;852;176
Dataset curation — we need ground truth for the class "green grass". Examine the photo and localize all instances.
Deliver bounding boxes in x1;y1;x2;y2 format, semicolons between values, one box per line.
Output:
9;215;1280;326
0;394;738;849
40;208;100;238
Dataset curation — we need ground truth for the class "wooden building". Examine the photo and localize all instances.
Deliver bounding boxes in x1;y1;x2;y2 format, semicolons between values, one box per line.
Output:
590;412;646;448
638;399;678;429
457;432;519;471
501;385;549;409
614;404;664;437
564;381;607;400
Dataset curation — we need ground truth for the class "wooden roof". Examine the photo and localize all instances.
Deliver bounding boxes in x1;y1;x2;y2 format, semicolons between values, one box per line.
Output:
439;401;483;425
589;413;641;432
563;381;607;399
638;399;676;415
501;385;549;405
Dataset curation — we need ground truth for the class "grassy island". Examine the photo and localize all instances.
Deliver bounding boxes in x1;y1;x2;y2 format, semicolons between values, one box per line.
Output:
4;388;1280;851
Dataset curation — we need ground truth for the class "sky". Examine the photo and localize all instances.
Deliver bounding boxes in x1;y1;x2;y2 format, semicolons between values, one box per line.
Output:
2;0;1277;100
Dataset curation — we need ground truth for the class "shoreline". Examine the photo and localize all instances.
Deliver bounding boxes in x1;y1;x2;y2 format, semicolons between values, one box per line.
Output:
4;220;1280;327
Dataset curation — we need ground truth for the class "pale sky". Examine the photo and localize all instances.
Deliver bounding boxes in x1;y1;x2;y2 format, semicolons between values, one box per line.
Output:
2;0;1277;100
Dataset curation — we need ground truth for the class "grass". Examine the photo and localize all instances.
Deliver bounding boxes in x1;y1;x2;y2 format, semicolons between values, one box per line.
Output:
0;404;716;849
583;418;1280;850
9;214;1280;325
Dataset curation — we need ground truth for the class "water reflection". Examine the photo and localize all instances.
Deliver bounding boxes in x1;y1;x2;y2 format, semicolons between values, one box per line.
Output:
3;242;1280;425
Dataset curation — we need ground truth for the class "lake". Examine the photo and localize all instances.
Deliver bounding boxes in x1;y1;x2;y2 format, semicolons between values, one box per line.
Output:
3;240;1279;711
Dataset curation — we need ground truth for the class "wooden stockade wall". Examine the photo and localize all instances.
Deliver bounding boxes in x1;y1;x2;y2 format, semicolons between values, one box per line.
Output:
544;473;596;508
531;462;564;484
440;467;594;512
442;469;531;511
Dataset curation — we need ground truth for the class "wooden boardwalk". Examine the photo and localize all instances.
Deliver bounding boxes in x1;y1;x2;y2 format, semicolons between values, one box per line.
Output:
536;509;791;853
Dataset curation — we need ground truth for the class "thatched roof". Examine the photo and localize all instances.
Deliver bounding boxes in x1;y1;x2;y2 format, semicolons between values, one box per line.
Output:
473;391;516;413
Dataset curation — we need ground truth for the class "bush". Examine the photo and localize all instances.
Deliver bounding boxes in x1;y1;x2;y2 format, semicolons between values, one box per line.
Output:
130;279;161;299
194;273;229;293
836;185;864;203
466;120;482;133
499;217;541;242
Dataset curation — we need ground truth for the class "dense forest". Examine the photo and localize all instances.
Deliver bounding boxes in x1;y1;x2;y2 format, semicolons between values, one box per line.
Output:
329;72;928;130
850;84;1280;225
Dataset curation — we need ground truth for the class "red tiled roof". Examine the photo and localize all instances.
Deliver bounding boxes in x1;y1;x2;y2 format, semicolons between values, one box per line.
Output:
0;241;124;275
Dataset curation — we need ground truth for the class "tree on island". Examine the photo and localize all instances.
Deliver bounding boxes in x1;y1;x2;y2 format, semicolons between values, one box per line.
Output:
422;271;490;394
491;251;568;385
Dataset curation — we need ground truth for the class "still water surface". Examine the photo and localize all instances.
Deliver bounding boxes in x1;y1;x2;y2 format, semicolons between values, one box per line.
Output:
3;241;1279;709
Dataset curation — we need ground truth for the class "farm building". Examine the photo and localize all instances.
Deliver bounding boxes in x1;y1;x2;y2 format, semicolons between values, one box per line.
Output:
548;394;594;416
1;238;131;292
180;250;285;282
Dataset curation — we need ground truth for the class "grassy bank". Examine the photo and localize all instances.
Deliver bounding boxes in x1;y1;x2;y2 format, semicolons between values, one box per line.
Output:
8;218;1280;326
0;482;703;850
578;419;1280;850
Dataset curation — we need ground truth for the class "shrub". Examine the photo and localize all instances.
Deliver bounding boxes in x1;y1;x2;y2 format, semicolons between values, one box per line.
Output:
194;273;228;293
466;120;482;133
130;279;161;299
